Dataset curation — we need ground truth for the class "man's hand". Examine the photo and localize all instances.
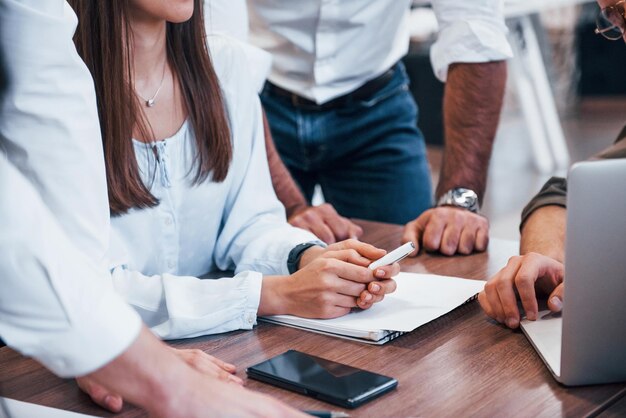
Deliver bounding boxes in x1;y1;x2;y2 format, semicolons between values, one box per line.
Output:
402;207;489;256
78;347;242;413
288;203;363;244
478;253;564;329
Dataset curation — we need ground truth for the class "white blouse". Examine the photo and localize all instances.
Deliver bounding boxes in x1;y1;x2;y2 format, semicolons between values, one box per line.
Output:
109;37;318;340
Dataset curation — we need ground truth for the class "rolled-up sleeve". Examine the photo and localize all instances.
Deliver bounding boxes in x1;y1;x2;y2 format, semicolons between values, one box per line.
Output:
0;159;141;378
430;0;513;81
520;132;626;229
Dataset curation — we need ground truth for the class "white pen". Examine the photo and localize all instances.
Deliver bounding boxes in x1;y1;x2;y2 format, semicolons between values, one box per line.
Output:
368;242;415;271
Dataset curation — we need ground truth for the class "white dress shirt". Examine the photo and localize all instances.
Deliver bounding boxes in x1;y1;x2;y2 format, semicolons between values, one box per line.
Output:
0;0;141;377
0;158;141;378
248;0;513;104
109;37;319;340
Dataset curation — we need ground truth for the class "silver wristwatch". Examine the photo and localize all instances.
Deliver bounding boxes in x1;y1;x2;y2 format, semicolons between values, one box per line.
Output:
437;188;479;213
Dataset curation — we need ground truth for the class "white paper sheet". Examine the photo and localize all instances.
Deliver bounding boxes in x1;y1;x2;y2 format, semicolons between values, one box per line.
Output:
0;397;97;418
264;272;485;337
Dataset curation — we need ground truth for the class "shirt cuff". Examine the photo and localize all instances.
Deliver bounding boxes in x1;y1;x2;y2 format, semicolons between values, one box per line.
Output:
241;271;263;329
520;177;568;231
430;20;513;82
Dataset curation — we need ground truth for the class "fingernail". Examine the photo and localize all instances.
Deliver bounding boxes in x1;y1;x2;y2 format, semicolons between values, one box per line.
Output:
104;395;117;409
526;311;537;321
506;317;519;328
376;269;385;278
371;284;380;292
364;293;372;301
550;296;563;311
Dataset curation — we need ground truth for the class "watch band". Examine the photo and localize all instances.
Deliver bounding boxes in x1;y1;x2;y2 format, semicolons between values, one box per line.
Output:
437;187;480;213
287;242;320;274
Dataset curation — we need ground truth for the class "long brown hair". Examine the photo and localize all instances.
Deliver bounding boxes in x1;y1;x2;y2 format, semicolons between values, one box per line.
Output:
70;0;232;214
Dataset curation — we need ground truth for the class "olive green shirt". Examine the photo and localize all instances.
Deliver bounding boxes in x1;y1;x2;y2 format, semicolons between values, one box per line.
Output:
520;125;626;229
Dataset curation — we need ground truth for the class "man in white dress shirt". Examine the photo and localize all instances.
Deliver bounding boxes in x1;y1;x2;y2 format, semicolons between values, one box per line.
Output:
0;1;302;416
247;0;513;256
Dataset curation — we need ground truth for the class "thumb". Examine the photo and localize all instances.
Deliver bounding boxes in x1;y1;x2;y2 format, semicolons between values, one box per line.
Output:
347;222;364;240
547;283;564;313
402;218;426;257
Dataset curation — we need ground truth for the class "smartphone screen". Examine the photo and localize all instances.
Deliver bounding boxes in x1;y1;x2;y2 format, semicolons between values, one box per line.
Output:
246;350;398;408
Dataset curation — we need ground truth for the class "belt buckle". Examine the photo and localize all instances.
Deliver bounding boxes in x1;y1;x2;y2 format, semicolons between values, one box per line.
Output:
291;94;301;108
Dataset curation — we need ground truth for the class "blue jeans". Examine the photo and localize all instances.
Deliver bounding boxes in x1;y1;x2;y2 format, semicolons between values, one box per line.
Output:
261;62;433;225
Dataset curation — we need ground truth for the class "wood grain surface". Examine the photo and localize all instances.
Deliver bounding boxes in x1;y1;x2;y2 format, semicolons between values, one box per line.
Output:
1;220;624;417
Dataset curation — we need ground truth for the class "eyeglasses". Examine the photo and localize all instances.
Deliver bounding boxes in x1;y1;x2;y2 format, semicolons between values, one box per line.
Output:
595;0;626;40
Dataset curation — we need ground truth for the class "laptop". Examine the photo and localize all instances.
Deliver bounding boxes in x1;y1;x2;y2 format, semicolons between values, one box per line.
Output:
520;159;626;386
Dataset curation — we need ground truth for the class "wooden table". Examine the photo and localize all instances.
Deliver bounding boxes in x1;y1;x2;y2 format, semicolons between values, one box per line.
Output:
1;220;625;417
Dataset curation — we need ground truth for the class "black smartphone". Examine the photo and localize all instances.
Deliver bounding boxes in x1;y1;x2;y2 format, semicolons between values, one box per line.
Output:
246;350;398;409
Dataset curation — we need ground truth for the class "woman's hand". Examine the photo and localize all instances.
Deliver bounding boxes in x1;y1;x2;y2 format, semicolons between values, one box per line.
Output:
298;239;387;269
77;347;241;413
260;245;398;318
478;252;565;329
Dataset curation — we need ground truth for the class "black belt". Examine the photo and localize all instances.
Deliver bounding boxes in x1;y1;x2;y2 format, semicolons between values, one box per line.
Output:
266;65;397;111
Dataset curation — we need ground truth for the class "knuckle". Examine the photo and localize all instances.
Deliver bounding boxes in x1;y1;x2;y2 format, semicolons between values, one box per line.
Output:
514;273;531;287
495;279;510;292
345;238;358;247
318;293;333;306
319;275;334;288
318;258;333;271
359;269;371;282
302;210;316;222
484;280;497;293
507;256;521;266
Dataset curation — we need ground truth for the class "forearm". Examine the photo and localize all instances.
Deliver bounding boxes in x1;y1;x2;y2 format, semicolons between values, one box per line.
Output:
520;206;567;262
86;327;192;416
262;111;308;217
437;61;507;201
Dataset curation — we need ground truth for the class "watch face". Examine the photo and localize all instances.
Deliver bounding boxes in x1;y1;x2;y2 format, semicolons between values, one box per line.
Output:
452;188;478;209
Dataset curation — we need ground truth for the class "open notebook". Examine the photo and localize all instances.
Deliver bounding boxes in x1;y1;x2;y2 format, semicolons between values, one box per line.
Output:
261;272;485;345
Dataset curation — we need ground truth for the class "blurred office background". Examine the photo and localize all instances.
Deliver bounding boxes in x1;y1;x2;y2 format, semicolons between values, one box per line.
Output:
405;1;626;240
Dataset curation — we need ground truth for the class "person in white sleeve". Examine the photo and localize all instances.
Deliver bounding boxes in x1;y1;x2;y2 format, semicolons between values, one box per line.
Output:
67;0;400;341
247;0;514;256
0;158;300;418
0;1;305;416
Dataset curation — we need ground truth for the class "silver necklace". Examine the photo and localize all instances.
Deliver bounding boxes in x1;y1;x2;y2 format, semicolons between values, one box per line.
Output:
136;59;167;108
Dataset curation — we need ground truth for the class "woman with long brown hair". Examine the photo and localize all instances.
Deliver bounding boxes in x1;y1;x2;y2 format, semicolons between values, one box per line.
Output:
68;0;399;340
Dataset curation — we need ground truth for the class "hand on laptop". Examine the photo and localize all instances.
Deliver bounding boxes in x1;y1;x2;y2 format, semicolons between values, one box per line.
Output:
402;207;489;257
478;253;564;329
